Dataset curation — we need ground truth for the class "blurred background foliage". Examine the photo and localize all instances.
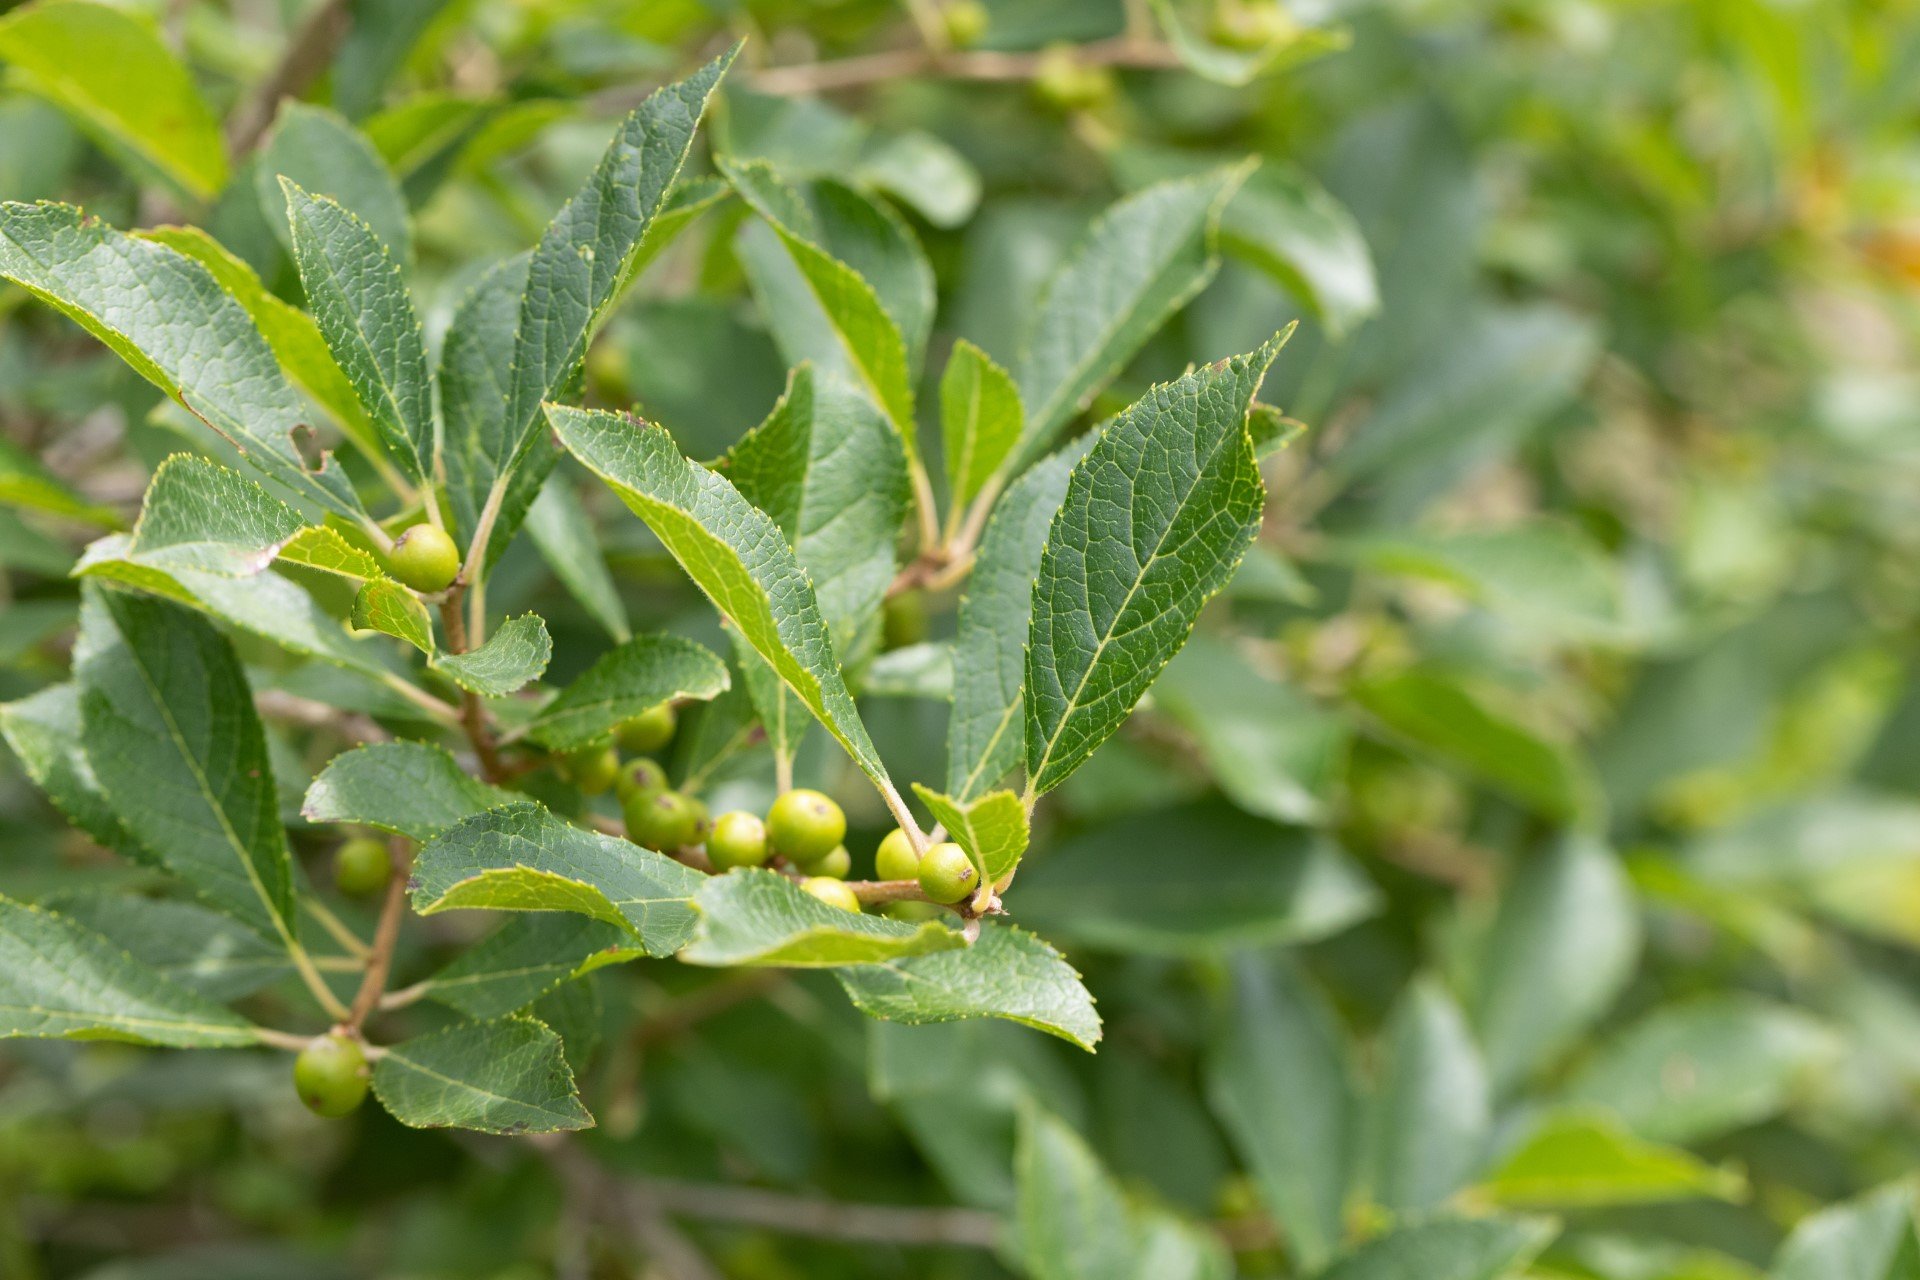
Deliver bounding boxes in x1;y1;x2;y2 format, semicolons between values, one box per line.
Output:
3;0;1920;1276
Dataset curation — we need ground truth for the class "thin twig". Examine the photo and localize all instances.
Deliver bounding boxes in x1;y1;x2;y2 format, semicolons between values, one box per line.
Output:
254;690;391;744
345;838;413;1030
439;598;508;782
304;896;372;958
253;1026;322;1052
227;0;355;156
744;36;1185;96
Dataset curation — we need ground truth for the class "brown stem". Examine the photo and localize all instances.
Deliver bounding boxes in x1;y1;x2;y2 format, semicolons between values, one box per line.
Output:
440;596;508;783
254;690;391;744
345;838;412;1030
744;36;1186;96
226;0;355;156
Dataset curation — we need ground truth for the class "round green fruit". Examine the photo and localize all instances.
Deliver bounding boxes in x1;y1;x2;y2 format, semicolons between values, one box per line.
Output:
797;845;851;879
873;829;920;881
389;523;459;593
943;0;990;48
614;757;669;803
767;789;846;863
333;836;391;897
626;790;701;851
883;899;944;922
293;1033;369;1118
707;811;769;870
917;842;978;904
562;743;620;795
616;703;677;754
1034;44;1114;111
802;876;862;913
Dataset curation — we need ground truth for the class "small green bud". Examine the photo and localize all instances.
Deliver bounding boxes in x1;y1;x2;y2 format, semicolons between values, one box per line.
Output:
873;829;920;881
917;841;978;904
332;836;391;897
389;523;459;593
616;703;677;754
707;811;770;870
766;789;846;863
614;756;669;803
796;844;851;879
293;1033;369;1118
626;790;701;851
802;876;862;913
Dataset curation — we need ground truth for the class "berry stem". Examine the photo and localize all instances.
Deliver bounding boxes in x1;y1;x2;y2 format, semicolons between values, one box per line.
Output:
345;837;413;1031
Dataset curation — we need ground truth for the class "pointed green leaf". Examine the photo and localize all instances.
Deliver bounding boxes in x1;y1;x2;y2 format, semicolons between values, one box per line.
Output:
422;915;634;1021
1771;1181;1920;1280
108;454;301;577
526;473;631;643
1024;334;1284;797
48;892;292;1002
838;922;1100;1051
1367;979;1491;1214
947;439;1085;801
527;633;729;751
682;868;964;968
550;405;891;789
75;589;297;941
1478;1111;1744;1207
1314;1216;1557;1280
410;802;704;955
0;897;259;1047
911;785;1030;889
0;0;226;199
432;613;551;696
372;1017;592;1134
277;525;385;582
283;179;434;483
1221;162;1378;337
941;339;1023;514
351;577;435;655
303;741;519;841
440;252;526;538
256;102;411;267
0;201;367;520
0;682;137;856
1013;167;1249;466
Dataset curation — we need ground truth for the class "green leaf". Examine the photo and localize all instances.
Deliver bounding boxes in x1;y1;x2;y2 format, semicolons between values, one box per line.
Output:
106;454;301;577
1221;163;1379;337
410;802;704;955
256;102;412;268
1353;668;1596;823
1313;1216;1557;1280
48;892;292;1002
422;915;634;1021
0;682;137;856
1024;332;1284;797
1206;955;1355;1271
350;577;435;655
947;440;1085;801
1559;995;1838;1144
0;202;368;521
526;474;631;643
857;130;981;230
941;339;1024;516
550;404;892;790
74;589;297;942
302;741;519;841
440;252;526;538
526;633;729;751
1477;1111;1744;1208
682;868;965;968
1366;979;1491;1214
490;51;736;490
910;785;1029;889
1013;167;1250;466
838;922;1101;1051
1471;835;1641;1094
1771;1181;1920;1280
0;896;259;1046
282;179;434;484
372;1016;592;1134
431;613;551;696
0;435;120;527
1016;801;1378;956
0;0;226;199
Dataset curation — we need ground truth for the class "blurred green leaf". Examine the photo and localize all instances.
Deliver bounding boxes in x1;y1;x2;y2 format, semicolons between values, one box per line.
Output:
1478;1112;1744;1207
525;633;728;751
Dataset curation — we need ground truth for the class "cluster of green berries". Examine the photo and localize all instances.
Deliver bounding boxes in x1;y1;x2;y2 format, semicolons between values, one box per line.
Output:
876;829;980;906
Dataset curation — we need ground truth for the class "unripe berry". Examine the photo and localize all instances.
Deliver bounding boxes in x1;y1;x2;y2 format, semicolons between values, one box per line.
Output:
293;1033;369;1118
389;523;459;593
561;743;620;796
1034;44;1115;112
802;876;862;913
614;757;669;803
616;703;677;754
944;0;990;49
766;789;846;863
873;829;920;881
917;841;978;904
626;790;701;851
797;844;851;879
707;811;769;870
333;836;390;897
883;899;944;922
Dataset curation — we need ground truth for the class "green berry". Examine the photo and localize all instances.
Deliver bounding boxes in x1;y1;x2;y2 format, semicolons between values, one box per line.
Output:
802;876;862;914
943;0;990;48
616;703;677;754
1034;44;1114;111
707;811;769;870
333;836;390;897
626;790;701;851
389;523;459;593
293;1033;369;1118
766;789;846;863
797;844;851;879
562;743;620;795
917;841;978;904
614;757;669;803
874;829;920;881
883;899;945;922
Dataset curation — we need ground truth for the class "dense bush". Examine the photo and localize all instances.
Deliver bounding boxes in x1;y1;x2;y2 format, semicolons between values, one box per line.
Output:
2;0;1919;1276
